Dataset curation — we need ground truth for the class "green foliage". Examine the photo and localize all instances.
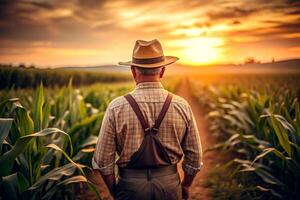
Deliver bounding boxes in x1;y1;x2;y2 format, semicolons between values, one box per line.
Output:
0;64;131;89
0;81;133;199
191;74;300;200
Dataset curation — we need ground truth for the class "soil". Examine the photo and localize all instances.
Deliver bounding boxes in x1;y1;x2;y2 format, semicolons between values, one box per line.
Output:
175;77;221;200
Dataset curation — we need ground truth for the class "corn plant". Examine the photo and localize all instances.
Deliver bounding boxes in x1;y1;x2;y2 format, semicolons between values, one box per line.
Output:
0;82;121;199
190;74;300;199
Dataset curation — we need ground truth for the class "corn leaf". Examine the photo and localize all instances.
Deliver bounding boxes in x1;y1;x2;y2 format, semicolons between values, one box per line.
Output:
33;83;44;132
68;114;100;136
27;163;77;191
2;172;29;200
41;176;88;200
256;168;284;186
0;128;71;177
14;105;34;137
0;118;13;152
271;115;291;156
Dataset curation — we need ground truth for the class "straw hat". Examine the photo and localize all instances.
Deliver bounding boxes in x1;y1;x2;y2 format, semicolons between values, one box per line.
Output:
118;39;179;68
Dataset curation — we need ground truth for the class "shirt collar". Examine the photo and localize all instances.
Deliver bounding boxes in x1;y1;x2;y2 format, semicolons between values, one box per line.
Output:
135;81;164;90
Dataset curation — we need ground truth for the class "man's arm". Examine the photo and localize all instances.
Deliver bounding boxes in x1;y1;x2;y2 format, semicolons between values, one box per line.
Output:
100;173;116;194
92;170;116;195
92;105;117;196
181;172;197;199
181;105;203;199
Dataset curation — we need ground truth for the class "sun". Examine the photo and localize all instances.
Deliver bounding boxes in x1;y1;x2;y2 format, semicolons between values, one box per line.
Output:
167;37;224;66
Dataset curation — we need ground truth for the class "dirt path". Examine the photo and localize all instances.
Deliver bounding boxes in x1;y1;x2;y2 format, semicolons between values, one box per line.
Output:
175;77;220;200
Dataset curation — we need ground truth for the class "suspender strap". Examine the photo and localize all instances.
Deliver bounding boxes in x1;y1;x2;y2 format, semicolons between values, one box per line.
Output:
152;93;173;133
124;94;150;133
124;93;173;134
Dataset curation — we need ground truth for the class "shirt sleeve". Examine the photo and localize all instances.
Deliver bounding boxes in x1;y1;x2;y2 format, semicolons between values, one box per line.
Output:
181;104;203;175
92;105;116;175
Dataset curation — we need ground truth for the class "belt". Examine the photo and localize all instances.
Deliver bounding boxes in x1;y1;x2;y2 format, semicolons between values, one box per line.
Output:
118;165;177;180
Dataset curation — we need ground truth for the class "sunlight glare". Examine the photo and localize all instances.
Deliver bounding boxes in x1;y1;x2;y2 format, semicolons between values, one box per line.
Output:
168;37;224;66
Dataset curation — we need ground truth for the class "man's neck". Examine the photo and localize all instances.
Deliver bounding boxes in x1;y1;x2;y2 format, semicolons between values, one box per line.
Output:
135;76;160;85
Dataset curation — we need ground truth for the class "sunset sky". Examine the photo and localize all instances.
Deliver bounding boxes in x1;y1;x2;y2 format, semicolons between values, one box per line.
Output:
0;0;300;67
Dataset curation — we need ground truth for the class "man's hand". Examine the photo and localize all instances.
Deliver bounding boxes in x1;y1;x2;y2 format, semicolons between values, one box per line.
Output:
93;170;116;197
182;185;190;199
181;172;197;200
101;173;116;196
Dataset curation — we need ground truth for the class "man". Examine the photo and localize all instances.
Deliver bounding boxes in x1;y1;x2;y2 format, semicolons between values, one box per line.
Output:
92;39;203;200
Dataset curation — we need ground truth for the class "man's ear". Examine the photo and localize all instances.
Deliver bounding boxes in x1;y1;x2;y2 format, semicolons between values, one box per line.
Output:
159;66;165;78
131;66;136;78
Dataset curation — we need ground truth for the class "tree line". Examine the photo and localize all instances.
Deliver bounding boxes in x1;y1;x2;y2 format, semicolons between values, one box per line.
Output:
0;64;131;89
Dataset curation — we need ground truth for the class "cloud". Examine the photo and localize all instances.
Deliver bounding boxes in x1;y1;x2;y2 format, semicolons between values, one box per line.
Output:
0;0;299;66
25;1;55;10
276;21;300;33
78;0;106;8
207;7;258;20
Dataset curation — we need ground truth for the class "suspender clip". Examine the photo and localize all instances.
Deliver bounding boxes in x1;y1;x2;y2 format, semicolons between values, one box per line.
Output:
152;127;159;133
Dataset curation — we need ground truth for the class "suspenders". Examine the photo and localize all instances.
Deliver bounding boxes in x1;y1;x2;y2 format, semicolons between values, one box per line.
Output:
124;93;173;135
123;92;173;169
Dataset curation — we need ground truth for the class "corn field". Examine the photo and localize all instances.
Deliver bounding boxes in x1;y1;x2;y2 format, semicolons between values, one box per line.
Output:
1;73;298;199
190;74;300;199
0;77;179;200
0;80;134;199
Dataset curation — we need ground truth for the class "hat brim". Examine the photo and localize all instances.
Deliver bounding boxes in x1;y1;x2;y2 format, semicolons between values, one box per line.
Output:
118;56;179;68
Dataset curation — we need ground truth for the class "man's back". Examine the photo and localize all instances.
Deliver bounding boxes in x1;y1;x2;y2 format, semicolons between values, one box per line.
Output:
93;82;202;176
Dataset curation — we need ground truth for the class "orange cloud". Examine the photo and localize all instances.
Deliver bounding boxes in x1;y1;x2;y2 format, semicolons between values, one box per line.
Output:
0;0;299;67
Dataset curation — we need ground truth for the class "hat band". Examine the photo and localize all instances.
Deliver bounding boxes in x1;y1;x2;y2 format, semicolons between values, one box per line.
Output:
132;56;165;64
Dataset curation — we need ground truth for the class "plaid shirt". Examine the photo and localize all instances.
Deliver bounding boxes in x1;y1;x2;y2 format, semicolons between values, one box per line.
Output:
92;81;203;175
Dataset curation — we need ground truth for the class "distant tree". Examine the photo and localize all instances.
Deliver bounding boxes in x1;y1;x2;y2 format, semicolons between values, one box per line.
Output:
244;57;260;64
0;66;131;89
18;63;26;68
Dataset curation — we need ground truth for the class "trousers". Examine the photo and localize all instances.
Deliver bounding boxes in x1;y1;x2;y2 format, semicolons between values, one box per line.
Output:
115;165;182;200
